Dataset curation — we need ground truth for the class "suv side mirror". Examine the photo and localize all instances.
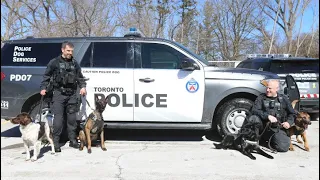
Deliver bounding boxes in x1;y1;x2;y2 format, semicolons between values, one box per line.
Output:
181;58;199;71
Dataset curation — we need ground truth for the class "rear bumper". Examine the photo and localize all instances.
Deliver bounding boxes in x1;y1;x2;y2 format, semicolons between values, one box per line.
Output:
299;99;319;113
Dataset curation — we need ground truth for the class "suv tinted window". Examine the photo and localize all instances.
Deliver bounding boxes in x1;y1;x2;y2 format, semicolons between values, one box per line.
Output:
139;43;187;69
92;42;128;68
252;61;270;71
1;43;62;66
270;60;319;74
238;62;252;68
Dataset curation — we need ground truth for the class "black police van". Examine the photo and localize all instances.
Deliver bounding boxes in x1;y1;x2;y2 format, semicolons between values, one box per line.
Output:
236;54;319;117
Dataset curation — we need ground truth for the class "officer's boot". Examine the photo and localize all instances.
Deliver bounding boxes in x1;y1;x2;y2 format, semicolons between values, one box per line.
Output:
69;139;80;149
53;136;61;152
68;132;80;149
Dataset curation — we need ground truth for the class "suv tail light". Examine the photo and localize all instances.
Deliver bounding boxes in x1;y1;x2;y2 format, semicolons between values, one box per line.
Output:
1;72;5;81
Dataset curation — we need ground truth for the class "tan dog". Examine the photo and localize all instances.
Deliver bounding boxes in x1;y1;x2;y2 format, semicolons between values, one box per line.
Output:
289;100;312;151
79;96;108;154
288;111;311;151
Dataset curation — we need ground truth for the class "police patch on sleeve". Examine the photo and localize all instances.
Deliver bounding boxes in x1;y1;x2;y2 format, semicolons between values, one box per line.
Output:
186;78;199;93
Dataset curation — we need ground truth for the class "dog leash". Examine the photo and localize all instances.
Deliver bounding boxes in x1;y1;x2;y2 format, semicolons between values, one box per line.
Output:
37;95;44;123
82;95;94;111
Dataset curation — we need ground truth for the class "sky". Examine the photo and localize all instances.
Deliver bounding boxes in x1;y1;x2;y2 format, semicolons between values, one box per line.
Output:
196;0;319;34
1;0;319;39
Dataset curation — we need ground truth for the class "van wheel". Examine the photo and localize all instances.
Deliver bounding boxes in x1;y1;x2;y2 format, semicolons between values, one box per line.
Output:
215;98;253;137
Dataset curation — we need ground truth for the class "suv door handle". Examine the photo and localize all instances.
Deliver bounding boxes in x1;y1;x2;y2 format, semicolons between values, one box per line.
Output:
139;78;155;83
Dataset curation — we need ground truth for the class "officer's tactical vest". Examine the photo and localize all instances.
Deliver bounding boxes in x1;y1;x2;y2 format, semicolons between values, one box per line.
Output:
55;58;77;89
262;94;285;122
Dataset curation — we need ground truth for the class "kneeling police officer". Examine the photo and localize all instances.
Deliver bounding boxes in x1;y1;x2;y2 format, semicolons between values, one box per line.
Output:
247;79;296;152
40;41;87;152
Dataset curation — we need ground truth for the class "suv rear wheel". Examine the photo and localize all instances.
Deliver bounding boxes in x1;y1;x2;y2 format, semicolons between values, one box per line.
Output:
215;98;253;137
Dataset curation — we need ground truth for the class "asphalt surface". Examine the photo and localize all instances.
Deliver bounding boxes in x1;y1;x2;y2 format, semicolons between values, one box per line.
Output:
1;118;319;180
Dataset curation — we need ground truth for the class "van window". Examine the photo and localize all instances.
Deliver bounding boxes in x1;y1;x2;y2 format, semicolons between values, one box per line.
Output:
91;42;128;68
80;43;93;67
270;60;319;74
1;43;62;66
139;43;187;69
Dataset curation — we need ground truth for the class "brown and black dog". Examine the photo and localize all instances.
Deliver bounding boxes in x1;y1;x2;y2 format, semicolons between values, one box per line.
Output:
10;112;55;161
288;111;311;151
79;96;108;154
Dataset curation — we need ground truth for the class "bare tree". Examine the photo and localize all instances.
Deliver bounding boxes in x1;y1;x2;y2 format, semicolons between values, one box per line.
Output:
210;0;258;60
1;0;26;40
154;0;172;38
260;0;311;53
197;0;217;60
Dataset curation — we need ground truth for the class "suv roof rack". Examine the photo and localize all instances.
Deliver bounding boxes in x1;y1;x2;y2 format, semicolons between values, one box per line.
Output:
246;54;292;59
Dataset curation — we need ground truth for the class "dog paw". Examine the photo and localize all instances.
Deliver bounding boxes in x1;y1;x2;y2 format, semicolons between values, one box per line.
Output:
79;147;83;151
289;147;295;151
25;158;31;161
31;157;37;162
305;147;310;151
88;149;92;154
102;147;107;151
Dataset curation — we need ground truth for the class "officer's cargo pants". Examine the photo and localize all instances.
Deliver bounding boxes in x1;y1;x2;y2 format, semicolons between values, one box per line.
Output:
51;90;78;145
249;115;290;152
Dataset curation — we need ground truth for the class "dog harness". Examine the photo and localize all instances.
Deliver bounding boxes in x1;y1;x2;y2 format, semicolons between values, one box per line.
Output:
293;126;305;135
82;112;103;134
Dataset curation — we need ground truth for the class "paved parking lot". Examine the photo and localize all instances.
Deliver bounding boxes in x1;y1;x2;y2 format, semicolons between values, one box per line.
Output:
1;118;319;180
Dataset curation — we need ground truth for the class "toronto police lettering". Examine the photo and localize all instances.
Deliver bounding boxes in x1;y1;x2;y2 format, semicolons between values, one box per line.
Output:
94;87;167;108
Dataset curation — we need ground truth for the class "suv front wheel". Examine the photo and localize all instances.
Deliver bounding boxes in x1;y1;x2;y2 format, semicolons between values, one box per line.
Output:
215;98;253;137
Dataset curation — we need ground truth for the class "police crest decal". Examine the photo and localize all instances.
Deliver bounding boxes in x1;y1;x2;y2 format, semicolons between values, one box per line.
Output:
186;78;199;93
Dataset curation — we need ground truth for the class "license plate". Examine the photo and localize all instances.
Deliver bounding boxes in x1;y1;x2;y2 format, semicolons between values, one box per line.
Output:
297;82;310;89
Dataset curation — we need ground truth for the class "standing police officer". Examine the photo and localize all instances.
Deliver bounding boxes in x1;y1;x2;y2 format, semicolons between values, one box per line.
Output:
248;79;296;152
40;41;87;152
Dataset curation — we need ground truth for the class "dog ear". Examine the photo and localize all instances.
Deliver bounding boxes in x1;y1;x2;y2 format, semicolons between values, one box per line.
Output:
10;117;19;124
105;95;109;104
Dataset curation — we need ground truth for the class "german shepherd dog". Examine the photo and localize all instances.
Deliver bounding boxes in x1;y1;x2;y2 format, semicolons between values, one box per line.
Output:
288;112;311;151
213;120;274;160
78;96;108;154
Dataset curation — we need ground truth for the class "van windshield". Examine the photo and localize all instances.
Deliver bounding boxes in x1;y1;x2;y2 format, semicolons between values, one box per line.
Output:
270;59;319;74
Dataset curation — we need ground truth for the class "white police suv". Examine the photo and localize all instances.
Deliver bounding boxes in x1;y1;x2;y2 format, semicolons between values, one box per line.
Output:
1;28;281;136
